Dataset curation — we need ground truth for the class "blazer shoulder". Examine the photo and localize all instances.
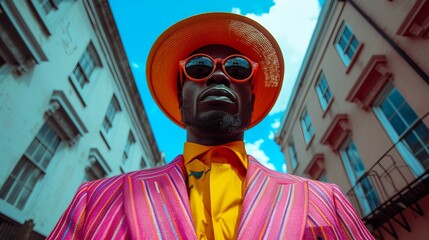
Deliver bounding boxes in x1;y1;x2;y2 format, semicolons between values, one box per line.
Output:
85;155;183;191
249;155;337;191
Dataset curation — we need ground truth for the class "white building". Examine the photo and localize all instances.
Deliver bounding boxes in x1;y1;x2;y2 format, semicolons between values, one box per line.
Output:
0;0;164;238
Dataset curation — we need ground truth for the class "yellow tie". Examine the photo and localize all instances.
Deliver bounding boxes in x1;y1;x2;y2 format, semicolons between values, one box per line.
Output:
184;143;247;240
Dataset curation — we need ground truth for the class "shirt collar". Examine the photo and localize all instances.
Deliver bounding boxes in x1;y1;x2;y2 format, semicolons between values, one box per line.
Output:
183;141;248;169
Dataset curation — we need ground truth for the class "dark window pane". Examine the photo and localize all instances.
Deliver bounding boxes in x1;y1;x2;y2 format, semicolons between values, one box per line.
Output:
40;152;53;169
325;89;332;100
338;37;347;49
399;104;418;126
346;47;355;59
403;132;421;153
343;26;352;39
390;114;407;135
351;37;359;49
17;188;31;210
11;158;27;176
0;178;14;199
414;122;429;144
415;151;429;169
7;181;23;204
26;139;39;156
388;88;405;109
380;101;395;119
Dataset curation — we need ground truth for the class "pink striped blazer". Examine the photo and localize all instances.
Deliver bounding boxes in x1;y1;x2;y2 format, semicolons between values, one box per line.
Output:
47;156;373;239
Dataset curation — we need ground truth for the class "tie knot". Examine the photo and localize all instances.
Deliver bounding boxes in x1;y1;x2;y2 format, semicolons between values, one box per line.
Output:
206;146;238;164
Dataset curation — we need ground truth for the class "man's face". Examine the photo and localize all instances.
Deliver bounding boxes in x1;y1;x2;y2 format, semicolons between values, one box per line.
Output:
180;45;254;138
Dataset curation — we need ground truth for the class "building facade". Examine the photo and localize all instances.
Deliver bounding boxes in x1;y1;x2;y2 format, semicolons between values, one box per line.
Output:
0;0;164;238
275;0;429;239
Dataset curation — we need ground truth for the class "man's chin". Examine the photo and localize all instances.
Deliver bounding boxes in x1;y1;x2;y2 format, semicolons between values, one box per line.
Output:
192;111;244;133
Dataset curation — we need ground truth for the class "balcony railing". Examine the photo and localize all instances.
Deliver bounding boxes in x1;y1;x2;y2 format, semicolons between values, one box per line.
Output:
0;214;45;240
346;112;429;239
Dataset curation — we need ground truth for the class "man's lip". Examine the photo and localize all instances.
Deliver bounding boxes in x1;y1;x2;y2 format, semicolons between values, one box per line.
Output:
199;86;237;103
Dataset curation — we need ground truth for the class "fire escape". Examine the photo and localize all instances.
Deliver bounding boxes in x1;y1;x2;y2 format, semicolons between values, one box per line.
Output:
346;113;429;240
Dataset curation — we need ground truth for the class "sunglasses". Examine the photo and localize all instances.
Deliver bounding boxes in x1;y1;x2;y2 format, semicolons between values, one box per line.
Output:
179;54;258;86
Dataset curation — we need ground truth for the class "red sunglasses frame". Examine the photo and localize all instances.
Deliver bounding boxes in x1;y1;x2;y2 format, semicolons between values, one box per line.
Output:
179;53;258;86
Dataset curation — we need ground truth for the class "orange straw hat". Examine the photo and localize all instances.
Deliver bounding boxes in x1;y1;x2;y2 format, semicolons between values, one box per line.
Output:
147;12;284;129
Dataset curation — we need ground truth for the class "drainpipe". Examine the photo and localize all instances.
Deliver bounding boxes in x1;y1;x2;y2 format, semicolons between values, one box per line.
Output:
346;0;429;85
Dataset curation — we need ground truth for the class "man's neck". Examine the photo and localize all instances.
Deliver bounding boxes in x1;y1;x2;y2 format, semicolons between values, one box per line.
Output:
186;129;244;146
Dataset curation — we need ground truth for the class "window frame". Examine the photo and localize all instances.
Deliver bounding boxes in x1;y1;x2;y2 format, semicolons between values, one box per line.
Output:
335;22;360;67
288;140;298;172
372;84;428;176
339;138;380;215
29;0;66;34
300;109;315;144
69;42;102;106
140;157;148;169
100;95;121;149
84;148;111;182
0;123;61;210
315;72;333;112
122;131;136;163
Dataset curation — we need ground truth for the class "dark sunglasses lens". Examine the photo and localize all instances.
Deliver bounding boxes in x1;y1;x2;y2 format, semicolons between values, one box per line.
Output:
224;57;252;80
185;56;213;79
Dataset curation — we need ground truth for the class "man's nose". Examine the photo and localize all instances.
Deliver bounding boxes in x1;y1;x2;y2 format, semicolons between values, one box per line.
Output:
205;66;231;87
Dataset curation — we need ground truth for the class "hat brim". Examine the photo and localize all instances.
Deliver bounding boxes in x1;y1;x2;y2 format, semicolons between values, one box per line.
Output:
147;12;284;129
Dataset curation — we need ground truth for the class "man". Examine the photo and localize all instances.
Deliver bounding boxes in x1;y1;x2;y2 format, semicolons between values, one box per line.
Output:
48;13;373;239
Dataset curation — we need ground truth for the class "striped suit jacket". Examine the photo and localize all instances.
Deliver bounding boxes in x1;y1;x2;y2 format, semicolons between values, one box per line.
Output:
47;156;374;239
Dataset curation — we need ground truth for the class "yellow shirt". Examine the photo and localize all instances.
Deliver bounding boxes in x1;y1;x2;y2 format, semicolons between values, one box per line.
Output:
183;141;248;240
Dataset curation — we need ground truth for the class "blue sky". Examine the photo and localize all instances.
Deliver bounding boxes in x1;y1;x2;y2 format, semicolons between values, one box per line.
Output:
109;0;323;172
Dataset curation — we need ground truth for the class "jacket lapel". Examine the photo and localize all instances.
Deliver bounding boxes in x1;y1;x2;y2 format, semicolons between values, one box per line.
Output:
237;157;309;240
123;156;197;240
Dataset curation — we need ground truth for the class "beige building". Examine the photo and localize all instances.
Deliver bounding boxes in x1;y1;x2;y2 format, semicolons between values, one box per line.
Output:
0;0;164;238
275;0;429;239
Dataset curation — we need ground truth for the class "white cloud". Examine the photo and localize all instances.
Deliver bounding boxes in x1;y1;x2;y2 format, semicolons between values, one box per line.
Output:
268;118;280;139
245;139;276;170
231;7;241;14
268;131;275;140
233;0;321;115
131;62;140;68
270;118;281;129
282;163;287;173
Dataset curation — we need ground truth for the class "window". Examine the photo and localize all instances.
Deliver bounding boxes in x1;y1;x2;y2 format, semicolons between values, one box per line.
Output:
46;90;88;143
288;140;298;171
85;161;106;182
101;96;121;135
373;85;429;175
315;73;333;111
70;43;101;104
30;0;66;34
140;157;147;169
0;4;47;74
38;0;56;15
340;139;380;214
84;148;110;182
318;172;327;182
72;44;100;90
397;1;429;38
335;22;360;66
305;154;325;180
0;124;61;210
122;131;135;163
300;109;314;144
